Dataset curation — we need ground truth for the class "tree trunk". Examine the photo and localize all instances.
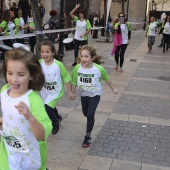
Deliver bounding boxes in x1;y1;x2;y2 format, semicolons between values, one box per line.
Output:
122;0;124;13
30;0;44;59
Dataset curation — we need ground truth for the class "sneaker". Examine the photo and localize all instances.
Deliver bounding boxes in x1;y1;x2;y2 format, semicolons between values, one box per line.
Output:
119;68;123;73
58;115;62;121
72;61;77;66
114;66;118;71
82;136;91;147
52;121;60;135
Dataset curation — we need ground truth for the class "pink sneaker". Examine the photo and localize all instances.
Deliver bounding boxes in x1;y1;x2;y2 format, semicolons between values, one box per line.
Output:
114;66;118;71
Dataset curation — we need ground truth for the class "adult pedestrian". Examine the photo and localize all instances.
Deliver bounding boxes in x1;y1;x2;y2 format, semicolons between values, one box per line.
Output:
70;3;91;66
39;3;45;21
92;13;99;39
63;12;72;39
111;12;131;73
161;16;170;52
46;10;60;43
145;16;158;53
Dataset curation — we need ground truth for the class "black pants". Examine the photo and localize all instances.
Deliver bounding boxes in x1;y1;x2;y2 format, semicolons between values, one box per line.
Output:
92;30;98;38
45;104;59;125
115;44;128;68
163;33;170;51
81;95;100;134
29;36;36;53
74;39;87;61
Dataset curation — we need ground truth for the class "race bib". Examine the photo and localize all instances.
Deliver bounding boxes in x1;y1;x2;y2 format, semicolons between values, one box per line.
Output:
44;81;58;92
78;73;95;86
0;130;29;153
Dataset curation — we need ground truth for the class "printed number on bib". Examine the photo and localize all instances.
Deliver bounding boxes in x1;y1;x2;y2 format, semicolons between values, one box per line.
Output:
0;130;29;153
78;75;95;86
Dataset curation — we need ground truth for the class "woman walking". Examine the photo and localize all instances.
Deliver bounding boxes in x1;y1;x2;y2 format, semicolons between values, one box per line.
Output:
111;12;131;73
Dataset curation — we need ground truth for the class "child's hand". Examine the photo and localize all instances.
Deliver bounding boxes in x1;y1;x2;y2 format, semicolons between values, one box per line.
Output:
68;92;76;100
15;102;32;120
113;89;118;95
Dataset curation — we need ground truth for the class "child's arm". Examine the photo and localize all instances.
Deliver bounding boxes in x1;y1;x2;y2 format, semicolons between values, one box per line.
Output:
105;79;118;94
72;84;76;93
65;82;76;100
15;101;45;141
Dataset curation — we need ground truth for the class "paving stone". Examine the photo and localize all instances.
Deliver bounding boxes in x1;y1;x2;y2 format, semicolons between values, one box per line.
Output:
113;94;170;119
88;119;170;167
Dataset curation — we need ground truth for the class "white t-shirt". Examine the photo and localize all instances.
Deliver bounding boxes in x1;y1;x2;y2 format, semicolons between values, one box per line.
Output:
39;59;71;108
19;17;25;35
148;22;157;36
120;24;128;44
8;21;15;36
0;84;52;170
163;22;170;35
72;63;109;97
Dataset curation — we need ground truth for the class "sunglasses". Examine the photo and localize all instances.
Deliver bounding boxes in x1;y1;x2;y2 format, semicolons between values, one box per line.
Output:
119;16;124;18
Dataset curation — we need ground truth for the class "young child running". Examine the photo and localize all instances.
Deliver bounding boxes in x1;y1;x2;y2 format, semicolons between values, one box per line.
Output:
0;48;52;170
39;41;75;135
72;45;118;147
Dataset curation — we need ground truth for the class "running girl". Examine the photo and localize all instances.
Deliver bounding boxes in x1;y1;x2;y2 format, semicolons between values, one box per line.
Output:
72;45;118;147
0;48;52;170
39;41;75;135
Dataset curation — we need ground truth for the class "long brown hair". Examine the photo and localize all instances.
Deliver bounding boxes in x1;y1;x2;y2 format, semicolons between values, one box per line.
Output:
3;48;45;91
78;45;104;65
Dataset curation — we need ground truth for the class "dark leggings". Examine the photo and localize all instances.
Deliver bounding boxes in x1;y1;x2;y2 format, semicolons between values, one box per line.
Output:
74;39;87;61
115;44;128;68
163;33;170;51
45;104;59;125
29;36;36;53
81;95;100;134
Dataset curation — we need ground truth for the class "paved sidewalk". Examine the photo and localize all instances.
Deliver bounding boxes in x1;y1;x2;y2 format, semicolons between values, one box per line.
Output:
0;30;170;170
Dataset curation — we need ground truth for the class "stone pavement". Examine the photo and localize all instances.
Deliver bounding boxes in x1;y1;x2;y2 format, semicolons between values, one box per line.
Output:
0;30;170;170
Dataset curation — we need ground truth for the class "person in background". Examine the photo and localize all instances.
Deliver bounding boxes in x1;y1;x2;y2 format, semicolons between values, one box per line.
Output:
70;3;91;66
39;3;45;21
28;12;36;52
18;8;26;44
46;10;60;43
18;0;30;24
145;16;158;53
161;16;170;52
92;13;99;39
111;12;131;73
0;10;11;47
89;15;93;35
63;12;72;39
100;14;105;36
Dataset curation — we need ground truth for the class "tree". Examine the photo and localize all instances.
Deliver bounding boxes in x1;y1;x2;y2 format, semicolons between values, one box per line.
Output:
122;0;124;13
30;0;44;58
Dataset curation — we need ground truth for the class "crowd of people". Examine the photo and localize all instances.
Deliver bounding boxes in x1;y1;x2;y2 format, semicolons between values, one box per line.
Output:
0;2;169;169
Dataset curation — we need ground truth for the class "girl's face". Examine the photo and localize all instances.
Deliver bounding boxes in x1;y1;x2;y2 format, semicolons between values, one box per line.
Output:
80;49;94;68
6;60;32;98
10;11;14;19
41;45;54;65
18;10;22;17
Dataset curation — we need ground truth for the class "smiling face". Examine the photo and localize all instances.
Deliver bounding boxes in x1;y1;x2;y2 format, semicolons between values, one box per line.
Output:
6;60;31;98
41;45;54;65
80;49;94;68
